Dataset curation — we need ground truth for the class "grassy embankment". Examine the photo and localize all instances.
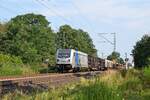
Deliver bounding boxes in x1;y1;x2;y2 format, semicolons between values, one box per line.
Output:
2;67;150;100
0;54;56;76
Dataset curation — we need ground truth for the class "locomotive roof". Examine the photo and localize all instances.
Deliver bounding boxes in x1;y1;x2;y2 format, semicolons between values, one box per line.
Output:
57;49;88;55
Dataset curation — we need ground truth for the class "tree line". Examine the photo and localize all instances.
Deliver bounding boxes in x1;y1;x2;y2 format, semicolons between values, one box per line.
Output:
0;13;97;65
0;13;149;68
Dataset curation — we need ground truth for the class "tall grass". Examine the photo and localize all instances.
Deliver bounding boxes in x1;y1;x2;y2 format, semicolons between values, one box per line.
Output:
0;64;37;76
0;53;48;76
0;63;57;76
0;64;23;76
71;79;123;100
2;68;150;100
143;67;150;79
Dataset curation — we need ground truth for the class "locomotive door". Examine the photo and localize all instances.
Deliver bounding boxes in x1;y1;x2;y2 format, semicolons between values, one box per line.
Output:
73;50;80;68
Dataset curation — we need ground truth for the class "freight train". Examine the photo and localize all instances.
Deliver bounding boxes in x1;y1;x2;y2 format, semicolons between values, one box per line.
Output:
56;49;115;72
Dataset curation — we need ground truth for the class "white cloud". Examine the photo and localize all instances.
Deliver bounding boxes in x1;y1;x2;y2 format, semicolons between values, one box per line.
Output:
35;0;150;30
76;0;150;30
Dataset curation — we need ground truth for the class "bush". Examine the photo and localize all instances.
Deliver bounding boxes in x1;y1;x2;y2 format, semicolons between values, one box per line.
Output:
26;64;57;74
0;64;38;76
39;66;57;73
0;53;23;66
119;77;143;97
0;65;22;76
143;67;150;79
72;81;123;100
120;69;127;78
0;54;39;76
119;68;150;100
126;69;141;78
0;54;23;76
0;54;56;76
142;67;150;88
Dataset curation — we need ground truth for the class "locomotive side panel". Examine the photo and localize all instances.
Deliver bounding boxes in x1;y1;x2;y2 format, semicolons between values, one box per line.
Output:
71;49;88;68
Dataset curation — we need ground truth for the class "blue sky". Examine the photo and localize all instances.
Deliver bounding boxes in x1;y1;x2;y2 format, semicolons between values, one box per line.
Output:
0;0;150;60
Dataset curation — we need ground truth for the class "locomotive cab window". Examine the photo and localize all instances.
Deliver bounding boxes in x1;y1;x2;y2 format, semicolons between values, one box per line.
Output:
58;49;71;58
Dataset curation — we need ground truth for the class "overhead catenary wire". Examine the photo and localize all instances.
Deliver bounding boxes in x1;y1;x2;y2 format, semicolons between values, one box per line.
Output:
98;33;117;52
98;34;114;45
0;3;17;14
34;0;75;27
48;0;95;33
68;1;86;28
46;0;84;30
70;1;102;54
0;2;22;23
69;1;94;31
0;0;35;23
0;0;61;32
34;0;83;49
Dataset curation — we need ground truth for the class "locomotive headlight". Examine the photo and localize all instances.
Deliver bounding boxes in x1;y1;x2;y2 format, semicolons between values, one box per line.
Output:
57;59;59;62
68;59;70;62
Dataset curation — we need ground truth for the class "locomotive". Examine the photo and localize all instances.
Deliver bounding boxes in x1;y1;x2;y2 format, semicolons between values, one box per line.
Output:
56;49;115;72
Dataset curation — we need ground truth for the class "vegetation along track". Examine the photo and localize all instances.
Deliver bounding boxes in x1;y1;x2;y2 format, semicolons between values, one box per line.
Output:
0;71;103;96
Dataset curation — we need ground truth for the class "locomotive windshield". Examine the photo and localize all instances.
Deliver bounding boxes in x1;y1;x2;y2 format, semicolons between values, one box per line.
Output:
58;49;71;58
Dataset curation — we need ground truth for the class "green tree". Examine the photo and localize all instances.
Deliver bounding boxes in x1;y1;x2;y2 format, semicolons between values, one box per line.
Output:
0;22;10;54
0;22;8;32
118;58;124;64
56;25;97;56
107;52;124;64
132;35;150;68
78;29;97;56
0;13;56;64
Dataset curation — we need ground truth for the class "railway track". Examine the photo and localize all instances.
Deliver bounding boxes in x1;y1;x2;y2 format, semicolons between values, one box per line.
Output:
0;71;103;96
